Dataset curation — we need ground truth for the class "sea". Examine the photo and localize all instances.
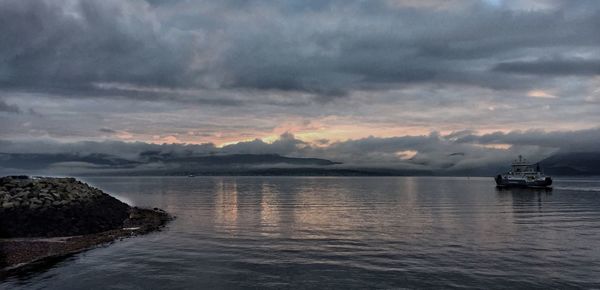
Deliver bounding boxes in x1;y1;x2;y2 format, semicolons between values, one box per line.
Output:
2;176;600;289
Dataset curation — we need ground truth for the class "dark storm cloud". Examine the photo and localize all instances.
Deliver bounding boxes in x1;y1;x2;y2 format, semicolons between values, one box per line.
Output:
1;0;599;161
1;0;600;100
206;0;600;96
0;0;195;93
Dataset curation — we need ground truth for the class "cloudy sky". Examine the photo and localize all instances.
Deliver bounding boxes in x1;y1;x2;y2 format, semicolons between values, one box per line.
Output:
1;0;599;170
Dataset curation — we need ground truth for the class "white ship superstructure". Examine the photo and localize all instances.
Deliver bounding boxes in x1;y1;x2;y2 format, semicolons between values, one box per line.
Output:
495;155;552;188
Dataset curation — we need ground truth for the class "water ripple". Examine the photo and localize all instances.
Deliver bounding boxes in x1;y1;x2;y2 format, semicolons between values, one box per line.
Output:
3;176;600;289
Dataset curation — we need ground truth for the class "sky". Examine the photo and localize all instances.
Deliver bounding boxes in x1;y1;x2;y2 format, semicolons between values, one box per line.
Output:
1;0;600;171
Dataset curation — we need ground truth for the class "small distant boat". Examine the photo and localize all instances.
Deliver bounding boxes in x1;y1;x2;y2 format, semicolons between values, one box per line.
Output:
495;155;552;188
188;174;195;177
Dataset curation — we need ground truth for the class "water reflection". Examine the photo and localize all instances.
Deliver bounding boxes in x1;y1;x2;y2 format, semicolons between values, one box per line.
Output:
214;178;239;234
3;177;600;289
495;186;553;212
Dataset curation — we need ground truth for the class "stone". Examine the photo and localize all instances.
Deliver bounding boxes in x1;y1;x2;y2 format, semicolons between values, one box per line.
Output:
0;176;132;238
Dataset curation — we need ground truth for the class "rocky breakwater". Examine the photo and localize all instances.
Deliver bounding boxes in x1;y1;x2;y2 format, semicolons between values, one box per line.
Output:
0;176;130;237
0;176;171;273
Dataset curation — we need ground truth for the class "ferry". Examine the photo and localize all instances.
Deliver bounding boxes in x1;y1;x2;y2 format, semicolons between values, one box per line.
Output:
495;155;552;188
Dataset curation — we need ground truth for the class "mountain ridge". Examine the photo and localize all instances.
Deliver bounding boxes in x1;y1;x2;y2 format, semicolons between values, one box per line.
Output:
2;151;600;176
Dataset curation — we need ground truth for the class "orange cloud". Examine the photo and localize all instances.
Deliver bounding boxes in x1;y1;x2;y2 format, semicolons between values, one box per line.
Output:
527;90;557;99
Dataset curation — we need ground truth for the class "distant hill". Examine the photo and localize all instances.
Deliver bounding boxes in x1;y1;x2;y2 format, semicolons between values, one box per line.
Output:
138;152;341;167
0;152;341;173
3;151;599;177
0;152;437;176
0;153;139;170
540;152;600;176
86;167;433;177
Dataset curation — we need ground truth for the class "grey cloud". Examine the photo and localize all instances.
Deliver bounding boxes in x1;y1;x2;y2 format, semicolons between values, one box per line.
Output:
216;0;600;96
220;132;308;156
0;0;195;93
455;128;600;152
0;99;21;113
493;58;600;75
0;139;217;160
1;0;599;154
3;128;597;174
1;0;600;102
99;128;117;133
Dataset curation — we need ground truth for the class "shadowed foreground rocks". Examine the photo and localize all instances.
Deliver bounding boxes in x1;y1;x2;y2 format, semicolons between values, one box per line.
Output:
0;176;171;273
0;176;130;238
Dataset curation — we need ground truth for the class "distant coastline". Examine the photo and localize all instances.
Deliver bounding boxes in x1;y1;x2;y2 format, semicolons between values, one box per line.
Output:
2;152;600;177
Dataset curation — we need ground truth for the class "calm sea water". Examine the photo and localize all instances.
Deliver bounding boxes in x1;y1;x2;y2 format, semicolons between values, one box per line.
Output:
3;176;600;289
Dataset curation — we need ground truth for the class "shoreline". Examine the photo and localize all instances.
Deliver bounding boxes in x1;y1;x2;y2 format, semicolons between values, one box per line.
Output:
0;176;173;278
0;207;172;277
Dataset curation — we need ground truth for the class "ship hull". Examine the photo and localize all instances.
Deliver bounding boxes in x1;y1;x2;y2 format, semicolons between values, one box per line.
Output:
495;175;552;188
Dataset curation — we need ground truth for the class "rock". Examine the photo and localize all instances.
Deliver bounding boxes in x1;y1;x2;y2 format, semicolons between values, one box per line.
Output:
0;176;132;238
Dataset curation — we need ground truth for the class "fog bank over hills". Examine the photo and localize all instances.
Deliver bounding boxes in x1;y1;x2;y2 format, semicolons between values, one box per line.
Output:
2;128;599;176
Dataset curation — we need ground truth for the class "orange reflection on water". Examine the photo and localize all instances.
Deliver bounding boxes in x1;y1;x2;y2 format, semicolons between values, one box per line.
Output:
214;179;239;234
258;182;284;236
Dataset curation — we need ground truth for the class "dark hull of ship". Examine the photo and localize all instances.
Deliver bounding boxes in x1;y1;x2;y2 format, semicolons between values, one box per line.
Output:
495;175;553;188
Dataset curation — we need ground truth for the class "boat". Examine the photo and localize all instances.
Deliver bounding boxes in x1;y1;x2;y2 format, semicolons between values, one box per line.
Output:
495;155;552;188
